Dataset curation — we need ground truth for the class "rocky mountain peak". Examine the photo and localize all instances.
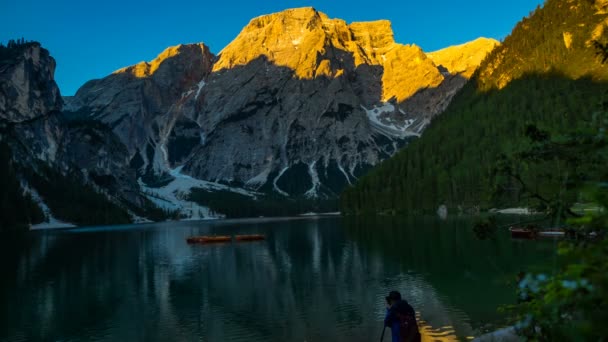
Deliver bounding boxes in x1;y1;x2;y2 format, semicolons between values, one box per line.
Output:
113;43;211;79
68;42;215;156
426;37;500;78
247;7;325;28
214;8;444;102
347;20;395;51
0;42;62;123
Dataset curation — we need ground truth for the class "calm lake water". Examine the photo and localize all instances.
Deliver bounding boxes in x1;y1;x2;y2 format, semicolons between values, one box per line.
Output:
0;216;556;341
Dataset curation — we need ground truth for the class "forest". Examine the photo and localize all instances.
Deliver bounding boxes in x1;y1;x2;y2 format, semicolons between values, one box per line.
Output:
188;188;338;218
0;143;45;231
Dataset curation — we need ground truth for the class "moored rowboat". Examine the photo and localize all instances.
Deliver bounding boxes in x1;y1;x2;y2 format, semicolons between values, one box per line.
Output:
235;234;265;241
187;235;232;244
509;227;536;239
537;230;565;238
509;227;566;239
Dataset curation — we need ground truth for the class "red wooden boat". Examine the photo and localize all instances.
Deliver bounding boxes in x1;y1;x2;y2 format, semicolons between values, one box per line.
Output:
235;234;265;241
510;226;566;239
186;235;232;244
509;227;537;239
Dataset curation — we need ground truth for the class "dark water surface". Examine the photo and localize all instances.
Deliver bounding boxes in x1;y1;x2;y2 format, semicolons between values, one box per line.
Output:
0;216;555;341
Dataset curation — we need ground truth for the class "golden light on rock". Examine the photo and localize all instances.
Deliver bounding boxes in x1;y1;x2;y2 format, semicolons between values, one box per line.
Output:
109;7;499;105
213;7;459;103
113;43;208;78
427;37;500;79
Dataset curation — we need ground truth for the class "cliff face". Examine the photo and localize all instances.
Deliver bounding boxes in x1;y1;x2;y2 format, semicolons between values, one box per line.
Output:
213;8;445;102
0;43;62;123
66;7;499;205
185;8;498;196
0;42;146;225
398;37;499;125
66;43;214;170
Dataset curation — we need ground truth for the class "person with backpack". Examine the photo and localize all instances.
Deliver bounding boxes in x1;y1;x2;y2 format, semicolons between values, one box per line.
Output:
383;290;421;342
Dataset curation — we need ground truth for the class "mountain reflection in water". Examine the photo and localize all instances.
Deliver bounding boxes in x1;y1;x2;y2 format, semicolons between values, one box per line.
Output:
0;216;553;341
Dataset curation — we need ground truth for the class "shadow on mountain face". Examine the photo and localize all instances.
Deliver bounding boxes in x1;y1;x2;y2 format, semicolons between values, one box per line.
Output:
180;44;476;196
182;51;391;196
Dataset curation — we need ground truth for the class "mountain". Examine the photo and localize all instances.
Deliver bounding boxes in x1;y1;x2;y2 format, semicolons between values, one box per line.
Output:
2;8;498;225
65;7;496;217
341;0;608;215
0;42;168;230
65;44;213;160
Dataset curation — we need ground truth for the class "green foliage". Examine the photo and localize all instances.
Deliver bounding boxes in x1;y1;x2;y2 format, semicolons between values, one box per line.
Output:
188;188;338;218
493;111;608;340
23;163;131;226
140;170;174;188
494;117;608;222
0;143;45;232
123;197;180;222
510;186;608;341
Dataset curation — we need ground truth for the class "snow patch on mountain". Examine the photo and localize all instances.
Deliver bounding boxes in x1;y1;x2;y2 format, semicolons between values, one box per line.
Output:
304;161;321;198
273;167;290;196
245;167;272;189
141;166;258;219
24;184;76;229
195;80;206;100
362;103;419;138
338;162;353;186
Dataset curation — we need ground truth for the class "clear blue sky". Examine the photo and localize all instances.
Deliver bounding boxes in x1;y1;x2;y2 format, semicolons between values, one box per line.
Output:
1;0;543;95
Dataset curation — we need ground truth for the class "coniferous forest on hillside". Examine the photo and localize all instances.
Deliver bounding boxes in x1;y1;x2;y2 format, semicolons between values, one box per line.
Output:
341;0;608;214
0;143;45;231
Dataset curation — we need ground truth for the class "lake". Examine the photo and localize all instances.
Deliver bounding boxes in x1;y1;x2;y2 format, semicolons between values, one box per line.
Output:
0;216;556;341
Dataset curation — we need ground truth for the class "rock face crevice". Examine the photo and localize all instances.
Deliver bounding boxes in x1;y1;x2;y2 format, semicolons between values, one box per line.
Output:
66;7;499;199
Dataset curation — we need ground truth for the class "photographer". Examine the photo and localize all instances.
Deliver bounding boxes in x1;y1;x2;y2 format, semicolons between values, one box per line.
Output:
383;291;421;342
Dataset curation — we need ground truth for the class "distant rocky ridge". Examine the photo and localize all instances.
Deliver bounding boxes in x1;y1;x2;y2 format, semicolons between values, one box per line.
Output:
2;8;498;222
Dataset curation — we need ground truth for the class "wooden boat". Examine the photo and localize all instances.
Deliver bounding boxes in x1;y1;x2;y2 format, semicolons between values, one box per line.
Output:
186;235;232;244
235;234;265;241
509;227;536;239
537;229;566;238
510;226;566;239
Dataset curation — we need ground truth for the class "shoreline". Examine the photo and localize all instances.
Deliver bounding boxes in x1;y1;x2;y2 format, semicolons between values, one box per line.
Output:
30;221;76;230
28;207;537;232
28;212;342;232
489;208;534;215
